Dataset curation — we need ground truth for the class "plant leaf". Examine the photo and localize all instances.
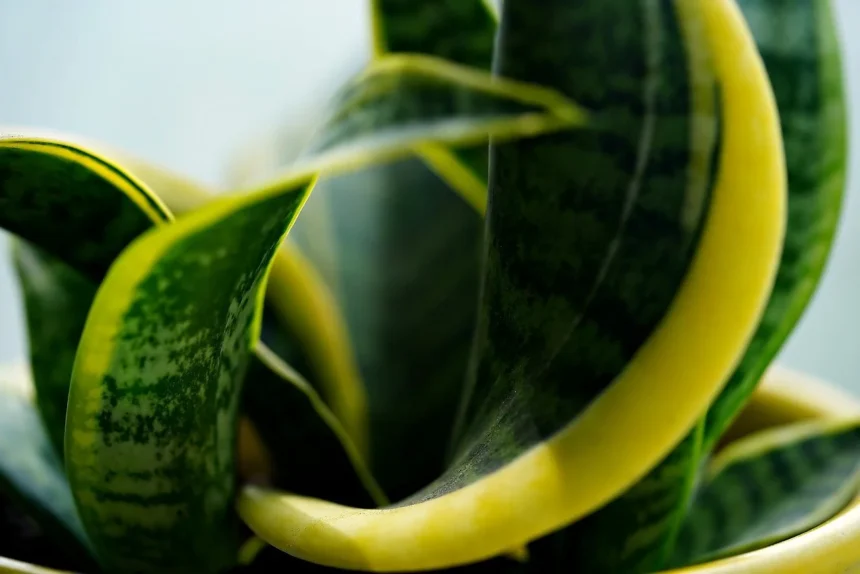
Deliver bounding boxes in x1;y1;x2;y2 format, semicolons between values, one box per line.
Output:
371;0;495;67
288;157;483;500
702;0;848;452
576;4;848;569
0;370;91;566
0;136;170;280
12;244;96;460
64;176;316;573
237;0;786;571
251;53;585;196
0;557;73;574
670;419;860;567
370;0;498;211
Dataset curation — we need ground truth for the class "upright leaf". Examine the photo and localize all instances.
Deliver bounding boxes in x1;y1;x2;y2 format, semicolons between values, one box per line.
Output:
238;0;786;571
237;55;585;498
702;0;848;450
65;177;314;573
12;244;96;459
671;419;860;566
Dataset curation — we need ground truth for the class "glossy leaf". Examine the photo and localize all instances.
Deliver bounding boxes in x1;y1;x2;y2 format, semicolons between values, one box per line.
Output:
0;370;91;566
671;419;860;566
238;0;786;571
702;0;848;451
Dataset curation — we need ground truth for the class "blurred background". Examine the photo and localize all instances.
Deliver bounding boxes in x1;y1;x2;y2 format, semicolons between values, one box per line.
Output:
1;0;859;391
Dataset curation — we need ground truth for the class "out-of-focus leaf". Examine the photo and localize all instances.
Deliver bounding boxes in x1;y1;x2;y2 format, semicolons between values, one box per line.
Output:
702;0;848;451
238;0;785;571
0;371;91;567
289;157;482;500
0;556;73;574
670;419;860;566
12;244;96;460
370;0;497;210
0;135;169;281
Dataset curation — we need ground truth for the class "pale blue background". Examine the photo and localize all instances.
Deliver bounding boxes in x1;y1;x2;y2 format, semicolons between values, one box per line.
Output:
1;1;860;393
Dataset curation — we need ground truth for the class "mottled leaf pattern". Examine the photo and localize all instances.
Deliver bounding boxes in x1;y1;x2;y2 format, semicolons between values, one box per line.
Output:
671;420;860;566
65;179;312;573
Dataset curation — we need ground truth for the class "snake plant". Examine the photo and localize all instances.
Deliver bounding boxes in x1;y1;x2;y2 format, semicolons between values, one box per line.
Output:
0;0;854;572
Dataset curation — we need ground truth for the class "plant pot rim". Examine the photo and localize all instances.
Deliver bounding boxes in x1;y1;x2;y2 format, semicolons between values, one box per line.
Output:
662;366;860;574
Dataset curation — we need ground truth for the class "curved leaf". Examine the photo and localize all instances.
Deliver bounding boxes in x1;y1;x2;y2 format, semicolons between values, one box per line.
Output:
251;54;585;196
670;419;860;567
583;4;848;569
64;176;316;573
370;0;497;211
702;0;848;451
237;0;785;570
0;135;170;280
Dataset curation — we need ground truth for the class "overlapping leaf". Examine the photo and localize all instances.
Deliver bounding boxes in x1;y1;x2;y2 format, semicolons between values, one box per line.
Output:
670;419;860;566
702;0;847;451
238;0;785;571
556;1;847;570
0;53;587;572
370;0;498;211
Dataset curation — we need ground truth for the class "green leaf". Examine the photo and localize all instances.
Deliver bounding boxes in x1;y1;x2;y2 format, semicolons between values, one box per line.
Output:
288;157;483;500
12;244;97;460
0;139;382;570
0;135;170;281
370;0;498;210
702;0;848;451
0;369;91;566
243;346;384;506
253;53;585;201
238;0;786;570
577;3;849;569
670;419;860;566
64;176;315;573
371;0;495;67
